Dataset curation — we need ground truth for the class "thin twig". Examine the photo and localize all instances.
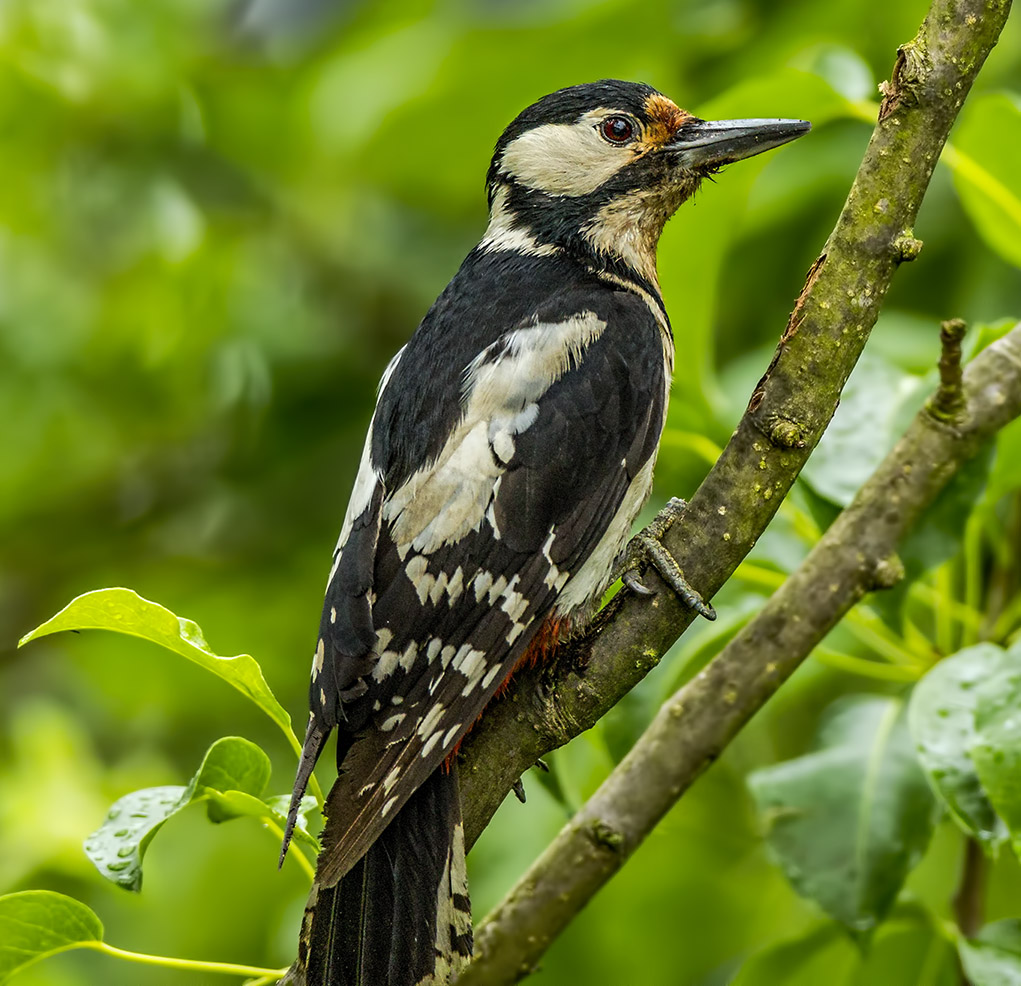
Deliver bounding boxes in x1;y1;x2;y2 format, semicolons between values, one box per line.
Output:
932;318;969;421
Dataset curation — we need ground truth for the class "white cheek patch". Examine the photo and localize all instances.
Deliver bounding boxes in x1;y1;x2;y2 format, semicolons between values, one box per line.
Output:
500;114;633;197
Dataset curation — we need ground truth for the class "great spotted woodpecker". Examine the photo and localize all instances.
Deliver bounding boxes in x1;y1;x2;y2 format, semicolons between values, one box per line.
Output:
282;80;809;985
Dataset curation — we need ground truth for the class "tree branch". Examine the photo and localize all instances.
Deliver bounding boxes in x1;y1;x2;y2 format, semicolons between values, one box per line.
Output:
458;0;1013;853
462;322;1021;984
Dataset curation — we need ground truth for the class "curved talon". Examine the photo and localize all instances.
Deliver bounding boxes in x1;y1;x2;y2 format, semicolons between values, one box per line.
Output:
512;778;527;803
616;498;716;621
623;569;654;596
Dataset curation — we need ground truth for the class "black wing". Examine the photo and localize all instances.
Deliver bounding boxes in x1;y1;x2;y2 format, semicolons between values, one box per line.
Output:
288;266;668;880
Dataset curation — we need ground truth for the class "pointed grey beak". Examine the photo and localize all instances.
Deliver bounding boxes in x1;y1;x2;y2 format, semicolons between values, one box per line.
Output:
666;118;811;169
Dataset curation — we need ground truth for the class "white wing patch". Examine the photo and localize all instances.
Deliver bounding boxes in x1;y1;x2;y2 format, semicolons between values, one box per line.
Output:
383;312;606;555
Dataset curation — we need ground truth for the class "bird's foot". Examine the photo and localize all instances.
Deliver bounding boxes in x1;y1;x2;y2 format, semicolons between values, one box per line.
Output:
618;497;716;621
511;759;550;804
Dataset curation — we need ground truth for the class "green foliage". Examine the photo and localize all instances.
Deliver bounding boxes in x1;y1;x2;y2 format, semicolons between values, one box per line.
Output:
950;93;1021;269
83;736;317;892
0;893;103;985
909;643;1006;847
732;904;958;986
1;0;1019;984
971;648;1021;853
749;697;938;938
959;920;1021;985
19;589;302;757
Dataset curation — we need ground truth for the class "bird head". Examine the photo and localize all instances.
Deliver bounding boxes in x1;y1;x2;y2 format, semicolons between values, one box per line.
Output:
484;80;810;287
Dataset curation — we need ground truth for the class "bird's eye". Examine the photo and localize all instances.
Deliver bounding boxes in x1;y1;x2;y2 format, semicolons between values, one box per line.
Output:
600;116;635;145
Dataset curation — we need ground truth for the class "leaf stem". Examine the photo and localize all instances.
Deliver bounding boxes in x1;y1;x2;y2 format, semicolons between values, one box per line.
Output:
737;563;925;666
963;513;984;647
953;836;987;943
842;100;1021;234
84;941;288;979
941;142;1021;231
934;564;956;655
659;429;723;467
812;646;922;681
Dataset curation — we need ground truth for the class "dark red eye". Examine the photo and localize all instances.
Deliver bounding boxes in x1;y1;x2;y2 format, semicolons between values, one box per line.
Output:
600;116;634;144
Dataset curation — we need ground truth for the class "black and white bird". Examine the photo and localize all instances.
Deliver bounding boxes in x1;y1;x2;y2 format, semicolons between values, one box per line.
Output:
283;79;809;985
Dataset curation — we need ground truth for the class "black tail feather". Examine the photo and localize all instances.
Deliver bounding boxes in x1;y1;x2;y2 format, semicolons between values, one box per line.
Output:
306;766;472;986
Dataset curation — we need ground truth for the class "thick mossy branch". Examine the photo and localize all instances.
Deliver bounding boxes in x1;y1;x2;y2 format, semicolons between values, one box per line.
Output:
461;320;1021;985
457;0;1013;852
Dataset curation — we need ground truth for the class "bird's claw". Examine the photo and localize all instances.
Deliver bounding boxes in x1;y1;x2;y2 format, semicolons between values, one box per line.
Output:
512;778;527;803
618;497;716;621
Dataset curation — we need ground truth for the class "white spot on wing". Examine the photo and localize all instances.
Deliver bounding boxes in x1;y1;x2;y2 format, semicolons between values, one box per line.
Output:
371;649;400;682
428;570;449;607
506;621;527;645
418;703;445;738
447;566;464;605
381;795;399;817
399;640;418;672
383;766;401;793
500;575;529;622
474;570;494;602
487;574;508;605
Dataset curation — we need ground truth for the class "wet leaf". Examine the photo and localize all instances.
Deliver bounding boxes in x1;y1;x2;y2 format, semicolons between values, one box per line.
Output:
908;643;1006;847
84;736;316;891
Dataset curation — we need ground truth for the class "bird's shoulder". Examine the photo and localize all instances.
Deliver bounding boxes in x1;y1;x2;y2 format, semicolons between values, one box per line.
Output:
372;246;664;489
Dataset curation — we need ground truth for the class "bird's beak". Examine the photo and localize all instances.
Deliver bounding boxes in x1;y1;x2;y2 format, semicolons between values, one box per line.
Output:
665;117;811;169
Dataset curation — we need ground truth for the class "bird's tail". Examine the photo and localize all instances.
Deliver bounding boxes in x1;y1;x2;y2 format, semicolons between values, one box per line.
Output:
301;766;473;986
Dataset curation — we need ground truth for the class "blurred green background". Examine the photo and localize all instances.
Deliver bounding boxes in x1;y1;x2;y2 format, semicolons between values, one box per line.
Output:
2;0;1020;983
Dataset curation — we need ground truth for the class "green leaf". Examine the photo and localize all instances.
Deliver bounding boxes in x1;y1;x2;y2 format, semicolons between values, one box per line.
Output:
19;588;299;754
84;736;316;891
84;786;188;891
748;696;938;938
908;643;1006;847
730;923;854;985
899;446;995;578
188;734;272;821
959;919;1021;985
0;891;103;983
732;902;956;986
949;92;1021;269
801;351;923;507
970;643;1021;856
